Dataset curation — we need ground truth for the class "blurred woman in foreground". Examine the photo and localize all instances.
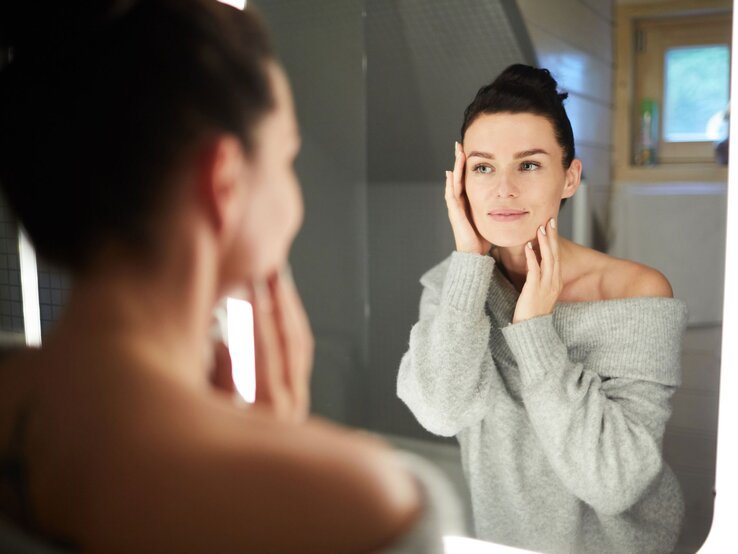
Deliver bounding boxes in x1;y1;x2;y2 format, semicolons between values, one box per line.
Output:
0;1;459;552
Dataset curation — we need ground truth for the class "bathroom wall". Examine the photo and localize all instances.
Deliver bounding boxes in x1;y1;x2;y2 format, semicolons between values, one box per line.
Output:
516;0;615;249
252;0;372;428
0;196;24;344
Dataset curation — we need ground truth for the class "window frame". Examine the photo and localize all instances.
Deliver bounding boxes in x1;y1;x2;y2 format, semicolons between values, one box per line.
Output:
635;13;732;164
613;0;731;183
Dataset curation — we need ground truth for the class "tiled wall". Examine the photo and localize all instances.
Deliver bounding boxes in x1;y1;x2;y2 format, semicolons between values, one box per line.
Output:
0;195;72;342
36;260;71;336
0;196;24;337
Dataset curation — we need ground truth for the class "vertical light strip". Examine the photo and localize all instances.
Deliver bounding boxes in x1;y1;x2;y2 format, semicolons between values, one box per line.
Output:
226;297;256;403
18;228;41;347
699;6;738;551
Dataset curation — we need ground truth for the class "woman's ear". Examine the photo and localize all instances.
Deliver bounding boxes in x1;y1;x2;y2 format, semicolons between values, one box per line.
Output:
196;135;250;236
561;158;583;200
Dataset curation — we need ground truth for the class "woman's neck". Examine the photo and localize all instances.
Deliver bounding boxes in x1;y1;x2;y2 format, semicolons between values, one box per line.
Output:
492;237;577;292
44;236;222;389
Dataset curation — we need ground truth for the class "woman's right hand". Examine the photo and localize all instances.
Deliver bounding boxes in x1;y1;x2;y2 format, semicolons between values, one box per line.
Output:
249;267;314;423
444;142;492;255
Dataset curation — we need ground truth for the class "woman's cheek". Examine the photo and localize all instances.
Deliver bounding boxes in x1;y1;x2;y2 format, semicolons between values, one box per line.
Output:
241;187;283;279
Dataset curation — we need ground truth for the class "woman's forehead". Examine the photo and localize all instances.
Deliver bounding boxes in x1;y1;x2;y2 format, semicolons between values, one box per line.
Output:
464;112;559;152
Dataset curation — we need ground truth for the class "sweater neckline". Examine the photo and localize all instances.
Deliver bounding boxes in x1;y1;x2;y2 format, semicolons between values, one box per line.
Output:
488;260;687;322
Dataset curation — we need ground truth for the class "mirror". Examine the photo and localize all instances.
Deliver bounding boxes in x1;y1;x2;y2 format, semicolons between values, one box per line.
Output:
0;0;732;552
248;0;730;552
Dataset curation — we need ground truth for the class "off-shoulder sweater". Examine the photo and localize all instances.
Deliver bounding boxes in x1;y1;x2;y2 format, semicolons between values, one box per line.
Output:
397;252;686;554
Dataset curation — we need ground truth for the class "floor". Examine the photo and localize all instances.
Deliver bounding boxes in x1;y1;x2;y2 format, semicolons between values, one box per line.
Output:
385;324;723;554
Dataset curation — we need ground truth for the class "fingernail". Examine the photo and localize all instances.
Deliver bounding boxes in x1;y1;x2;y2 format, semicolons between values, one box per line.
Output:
550;218;557;229
539;225;546;236
527;241;533;249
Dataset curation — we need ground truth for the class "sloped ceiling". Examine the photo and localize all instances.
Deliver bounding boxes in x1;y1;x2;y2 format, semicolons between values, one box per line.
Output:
367;0;537;183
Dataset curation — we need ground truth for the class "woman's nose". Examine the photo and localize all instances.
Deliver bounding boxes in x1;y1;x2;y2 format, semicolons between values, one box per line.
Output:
496;172;520;198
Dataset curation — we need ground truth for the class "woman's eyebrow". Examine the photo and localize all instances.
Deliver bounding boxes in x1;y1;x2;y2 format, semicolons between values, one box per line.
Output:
514;148;549;158
465;148;550;160
466;151;494;159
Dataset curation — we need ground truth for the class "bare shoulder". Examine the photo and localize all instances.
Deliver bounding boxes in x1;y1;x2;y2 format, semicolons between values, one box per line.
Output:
602;255;674;299
77;379;421;553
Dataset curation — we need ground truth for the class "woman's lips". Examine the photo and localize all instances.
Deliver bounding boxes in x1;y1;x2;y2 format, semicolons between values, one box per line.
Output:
488;210;528;222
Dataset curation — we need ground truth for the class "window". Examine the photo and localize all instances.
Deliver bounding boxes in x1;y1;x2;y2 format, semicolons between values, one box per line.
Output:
664;44;730;143
634;12;732;164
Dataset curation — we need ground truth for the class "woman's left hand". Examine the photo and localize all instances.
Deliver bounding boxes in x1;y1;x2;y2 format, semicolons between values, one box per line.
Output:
512;218;562;324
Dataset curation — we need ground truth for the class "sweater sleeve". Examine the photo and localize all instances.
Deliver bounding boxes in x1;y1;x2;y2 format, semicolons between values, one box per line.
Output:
397;252;498;437
501;314;678;516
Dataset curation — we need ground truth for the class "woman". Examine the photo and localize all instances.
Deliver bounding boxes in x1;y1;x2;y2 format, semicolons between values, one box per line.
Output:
0;1;460;552
397;64;685;554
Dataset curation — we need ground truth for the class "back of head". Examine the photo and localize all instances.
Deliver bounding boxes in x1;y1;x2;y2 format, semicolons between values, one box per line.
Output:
0;0;274;272
461;64;575;169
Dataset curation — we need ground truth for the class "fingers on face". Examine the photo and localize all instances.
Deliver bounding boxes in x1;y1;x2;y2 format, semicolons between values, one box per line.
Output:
250;281;286;411
268;271;311;420
524;241;540;277
453;142;466;198
275;268;313;418
444;170;453;203
548;218;560;263
537;224;553;276
540;219;563;293
445;170;468;230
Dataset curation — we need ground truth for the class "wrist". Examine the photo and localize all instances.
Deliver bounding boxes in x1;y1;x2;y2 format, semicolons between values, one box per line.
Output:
455;241;491;256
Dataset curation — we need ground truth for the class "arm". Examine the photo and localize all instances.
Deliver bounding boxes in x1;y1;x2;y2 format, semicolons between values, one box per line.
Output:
397;252;499;437
502;314;677;515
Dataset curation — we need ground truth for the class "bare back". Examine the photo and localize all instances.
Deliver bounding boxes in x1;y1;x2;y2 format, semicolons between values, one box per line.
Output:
0;345;419;553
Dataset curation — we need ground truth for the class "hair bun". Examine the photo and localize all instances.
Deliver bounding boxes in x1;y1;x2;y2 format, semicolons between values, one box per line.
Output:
494;64;565;104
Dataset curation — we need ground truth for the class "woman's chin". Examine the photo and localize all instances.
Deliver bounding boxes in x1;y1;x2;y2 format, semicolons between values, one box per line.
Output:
482;231;532;249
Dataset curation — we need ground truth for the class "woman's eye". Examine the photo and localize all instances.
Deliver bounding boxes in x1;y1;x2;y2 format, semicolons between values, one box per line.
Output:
520;161;540;171
474;165;493;174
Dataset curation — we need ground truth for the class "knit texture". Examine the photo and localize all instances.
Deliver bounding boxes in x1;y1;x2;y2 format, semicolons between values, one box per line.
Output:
397;252;686;554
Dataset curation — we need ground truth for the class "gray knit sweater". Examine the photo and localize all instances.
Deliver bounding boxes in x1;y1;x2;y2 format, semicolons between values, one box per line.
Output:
397;252;686;554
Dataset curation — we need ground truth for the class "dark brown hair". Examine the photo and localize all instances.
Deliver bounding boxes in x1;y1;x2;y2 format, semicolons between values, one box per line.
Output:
461;64;575;169
0;0;275;270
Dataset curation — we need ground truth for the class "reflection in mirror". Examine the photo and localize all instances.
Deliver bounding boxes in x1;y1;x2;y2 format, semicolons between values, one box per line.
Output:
255;1;729;553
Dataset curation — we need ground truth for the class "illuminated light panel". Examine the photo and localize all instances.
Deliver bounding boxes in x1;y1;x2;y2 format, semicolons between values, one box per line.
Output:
18;228;41;347
218;0;246;9
226;297;255;403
